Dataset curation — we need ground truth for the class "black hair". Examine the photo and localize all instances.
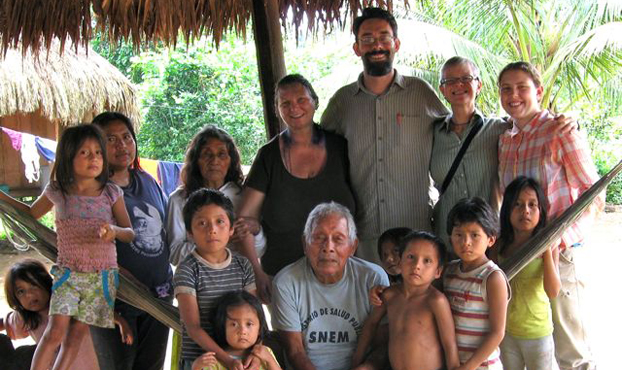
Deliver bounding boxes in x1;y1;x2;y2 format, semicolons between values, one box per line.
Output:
498;176;548;254
377;227;412;259
182;188;235;232
446;197;499;238
213;291;268;349
353;7;398;40
91;111;142;172
275;74;320;110
181;125;244;197
399;231;447;267
51;124;109;195
4;259;52;331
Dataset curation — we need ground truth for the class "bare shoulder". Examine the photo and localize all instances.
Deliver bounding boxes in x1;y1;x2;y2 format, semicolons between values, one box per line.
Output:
486;270;510;299
427;286;450;310
382;284;401;302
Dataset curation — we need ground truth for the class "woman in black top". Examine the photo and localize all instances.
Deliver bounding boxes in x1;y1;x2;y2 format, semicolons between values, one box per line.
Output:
237;74;356;303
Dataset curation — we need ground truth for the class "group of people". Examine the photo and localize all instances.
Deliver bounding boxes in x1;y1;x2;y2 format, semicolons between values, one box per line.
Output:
0;6;602;370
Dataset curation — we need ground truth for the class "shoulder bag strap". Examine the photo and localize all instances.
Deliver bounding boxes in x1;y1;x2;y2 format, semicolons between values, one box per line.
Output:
440;117;484;195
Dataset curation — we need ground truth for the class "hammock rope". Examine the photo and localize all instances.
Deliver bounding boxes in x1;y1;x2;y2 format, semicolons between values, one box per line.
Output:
0;200;181;333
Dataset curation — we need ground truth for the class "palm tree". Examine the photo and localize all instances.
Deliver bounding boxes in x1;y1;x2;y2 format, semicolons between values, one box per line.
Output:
395;0;622;116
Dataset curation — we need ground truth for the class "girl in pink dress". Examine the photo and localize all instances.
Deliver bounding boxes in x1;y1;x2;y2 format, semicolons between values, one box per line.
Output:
0;124;134;370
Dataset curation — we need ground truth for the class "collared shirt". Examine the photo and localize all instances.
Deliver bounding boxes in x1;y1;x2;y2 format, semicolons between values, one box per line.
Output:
498;110;603;249
320;70;448;239
430;111;509;244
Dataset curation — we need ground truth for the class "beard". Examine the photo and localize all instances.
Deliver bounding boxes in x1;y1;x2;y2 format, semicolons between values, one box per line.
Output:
362;50;393;76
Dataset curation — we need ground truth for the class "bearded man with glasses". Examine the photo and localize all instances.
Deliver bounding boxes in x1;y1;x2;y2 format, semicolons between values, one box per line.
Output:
321;7;448;264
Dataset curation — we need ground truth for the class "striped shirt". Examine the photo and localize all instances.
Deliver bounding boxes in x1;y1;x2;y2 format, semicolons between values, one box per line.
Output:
321;70;448;240
174;249;256;361
498;110;603;249
444;260;508;370
430;112;509;245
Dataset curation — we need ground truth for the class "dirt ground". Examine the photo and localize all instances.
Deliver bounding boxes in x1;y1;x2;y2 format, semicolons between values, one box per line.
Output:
1;210;620;369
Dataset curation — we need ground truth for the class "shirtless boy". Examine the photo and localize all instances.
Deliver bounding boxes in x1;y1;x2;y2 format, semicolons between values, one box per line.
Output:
353;231;459;370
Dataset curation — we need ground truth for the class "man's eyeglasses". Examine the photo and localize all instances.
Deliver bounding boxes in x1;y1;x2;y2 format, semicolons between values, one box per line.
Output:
440;75;479;86
358;35;395;45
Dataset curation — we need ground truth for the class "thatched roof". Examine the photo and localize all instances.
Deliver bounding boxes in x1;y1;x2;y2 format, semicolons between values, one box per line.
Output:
0;0;406;56
0;40;139;125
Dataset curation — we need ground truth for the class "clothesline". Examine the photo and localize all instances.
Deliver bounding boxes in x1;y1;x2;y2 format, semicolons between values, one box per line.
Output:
1;126;182;196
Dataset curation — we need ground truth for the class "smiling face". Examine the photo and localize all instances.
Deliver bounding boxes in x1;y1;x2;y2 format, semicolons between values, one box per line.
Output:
399;240;442;287
14;278;50;314
224;304;261;352
380;240;401;276
276;83;316;132
198;138;231;189
102;120;136;173
450;221;496;271
72;138;104;181
440;62;482;109
304;213;357;284
188;204;234;262
353;18;400;76
510;187;541;235
499;69;544;127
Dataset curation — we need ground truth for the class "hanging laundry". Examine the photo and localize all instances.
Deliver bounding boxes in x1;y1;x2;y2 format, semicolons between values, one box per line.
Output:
35;137;57;162
140;158;160;183
157;160;183;196
21;133;41;183
1;127;23;151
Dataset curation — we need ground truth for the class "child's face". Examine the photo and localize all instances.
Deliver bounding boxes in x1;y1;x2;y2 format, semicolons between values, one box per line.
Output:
399;240;442;286
450;222;496;269
188;204;233;259
225;304;260;351
510;187;541;235
380;241;401;276
15;278;49;313
72;138;103;180
499;70;543;125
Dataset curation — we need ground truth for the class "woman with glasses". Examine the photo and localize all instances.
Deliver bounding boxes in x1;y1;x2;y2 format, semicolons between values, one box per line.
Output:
429;57;573;248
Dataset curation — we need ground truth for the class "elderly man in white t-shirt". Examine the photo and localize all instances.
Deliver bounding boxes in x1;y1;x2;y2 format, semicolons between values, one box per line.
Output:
272;202;389;370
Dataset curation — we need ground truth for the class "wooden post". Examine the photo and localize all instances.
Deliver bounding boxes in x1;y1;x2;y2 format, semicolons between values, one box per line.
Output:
251;0;287;139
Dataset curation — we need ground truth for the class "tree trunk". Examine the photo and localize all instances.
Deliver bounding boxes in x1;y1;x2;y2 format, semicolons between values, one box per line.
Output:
251;0;287;139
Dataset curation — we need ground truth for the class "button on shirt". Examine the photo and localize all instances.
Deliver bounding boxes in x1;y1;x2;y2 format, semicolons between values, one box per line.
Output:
321;70;448;239
430;111;509;244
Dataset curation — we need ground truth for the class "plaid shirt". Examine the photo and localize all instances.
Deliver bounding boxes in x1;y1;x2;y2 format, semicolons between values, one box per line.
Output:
498;110;603;249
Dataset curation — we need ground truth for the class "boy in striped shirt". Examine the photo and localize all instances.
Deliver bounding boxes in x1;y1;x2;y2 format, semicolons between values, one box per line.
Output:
443;198;510;370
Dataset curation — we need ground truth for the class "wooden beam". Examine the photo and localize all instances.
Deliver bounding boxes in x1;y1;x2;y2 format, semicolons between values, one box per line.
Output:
251;0;287;139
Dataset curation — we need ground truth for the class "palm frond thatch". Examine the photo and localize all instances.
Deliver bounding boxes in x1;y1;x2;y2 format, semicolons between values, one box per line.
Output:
0;1;408;57
500;159;622;279
0;199;181;333
0;40;139;126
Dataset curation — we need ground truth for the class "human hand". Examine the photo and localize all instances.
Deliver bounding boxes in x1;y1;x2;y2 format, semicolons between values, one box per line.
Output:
99;223;117;242
114;315;134;345
225;357;245;370
243;351;263;370
250;344;273;364
192;352;217;370
548;113;577;135
233;217;260;239
255;269;273;304
369;285;388;307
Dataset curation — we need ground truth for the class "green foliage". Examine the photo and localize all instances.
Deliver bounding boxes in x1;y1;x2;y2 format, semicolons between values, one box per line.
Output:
131;37;266;165
580;100;622;204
